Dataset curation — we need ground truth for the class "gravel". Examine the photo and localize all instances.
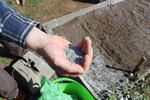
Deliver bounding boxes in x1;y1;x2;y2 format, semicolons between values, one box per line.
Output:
83;54;127;99
64;44;84;65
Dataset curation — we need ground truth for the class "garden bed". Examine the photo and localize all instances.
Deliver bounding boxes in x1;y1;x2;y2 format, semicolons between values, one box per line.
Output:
49;0;150;99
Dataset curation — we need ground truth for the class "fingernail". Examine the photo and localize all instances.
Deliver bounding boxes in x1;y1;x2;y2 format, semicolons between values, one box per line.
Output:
85;36;89;40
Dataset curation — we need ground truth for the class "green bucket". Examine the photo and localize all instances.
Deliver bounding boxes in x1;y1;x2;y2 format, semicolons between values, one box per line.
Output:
53;78;94;100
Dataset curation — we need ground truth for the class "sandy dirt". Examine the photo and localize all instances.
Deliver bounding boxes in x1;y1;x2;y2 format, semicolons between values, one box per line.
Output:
53;0;150;98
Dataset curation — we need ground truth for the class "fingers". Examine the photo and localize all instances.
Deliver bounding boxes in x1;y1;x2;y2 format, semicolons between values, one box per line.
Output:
77;36;90;50
58;64;84;77
82;55;91;72
82;37;93;71
60;73;82;77
76;36;93;72
77;36;92;53
43;35;93;77
63;64;84;74
54;57;84;75
67;36;93;75
83;37;92;54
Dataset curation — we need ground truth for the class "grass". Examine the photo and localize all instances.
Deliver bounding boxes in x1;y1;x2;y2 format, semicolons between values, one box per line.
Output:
5;0;91;22
6;0;42;21
6;0;42;6
0;56;12;67
25;0;42;6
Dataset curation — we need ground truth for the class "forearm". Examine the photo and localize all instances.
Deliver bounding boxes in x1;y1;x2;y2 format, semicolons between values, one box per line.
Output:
25;27;49;51
0;0;39;47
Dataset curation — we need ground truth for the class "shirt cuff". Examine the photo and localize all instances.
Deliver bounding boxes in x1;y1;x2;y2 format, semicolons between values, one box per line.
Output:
0;12;40;47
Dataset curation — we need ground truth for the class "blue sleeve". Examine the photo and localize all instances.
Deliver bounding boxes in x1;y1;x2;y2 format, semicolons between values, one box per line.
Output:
0;0;40;47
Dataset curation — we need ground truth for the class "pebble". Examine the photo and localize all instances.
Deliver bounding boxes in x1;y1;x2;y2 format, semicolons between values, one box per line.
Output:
64;44;84;65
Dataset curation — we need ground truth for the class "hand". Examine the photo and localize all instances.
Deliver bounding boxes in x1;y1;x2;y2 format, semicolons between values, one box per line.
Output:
26;28;93;77
40;35;93;77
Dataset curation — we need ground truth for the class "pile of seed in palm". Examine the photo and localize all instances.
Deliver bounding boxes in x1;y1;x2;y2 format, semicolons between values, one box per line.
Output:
64;44;84;65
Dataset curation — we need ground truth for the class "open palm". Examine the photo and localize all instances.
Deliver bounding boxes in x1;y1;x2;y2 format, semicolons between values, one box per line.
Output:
40;35;93;77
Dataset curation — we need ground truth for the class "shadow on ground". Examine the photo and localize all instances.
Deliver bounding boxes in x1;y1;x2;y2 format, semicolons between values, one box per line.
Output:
0;47;14;58
73;0;106;3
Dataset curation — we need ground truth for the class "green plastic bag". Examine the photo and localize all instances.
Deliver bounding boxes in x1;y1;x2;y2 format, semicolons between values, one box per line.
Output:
38;76;76;100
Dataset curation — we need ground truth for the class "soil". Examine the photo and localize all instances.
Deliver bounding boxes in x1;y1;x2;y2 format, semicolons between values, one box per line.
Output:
52;0;150;98
54;0;150;71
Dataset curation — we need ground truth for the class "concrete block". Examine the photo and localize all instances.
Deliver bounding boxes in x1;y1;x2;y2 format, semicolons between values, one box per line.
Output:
12;60;41;95
23;51;55;79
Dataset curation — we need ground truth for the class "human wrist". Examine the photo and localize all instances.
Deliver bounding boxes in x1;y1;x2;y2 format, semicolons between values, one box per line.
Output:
25;27;50;51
